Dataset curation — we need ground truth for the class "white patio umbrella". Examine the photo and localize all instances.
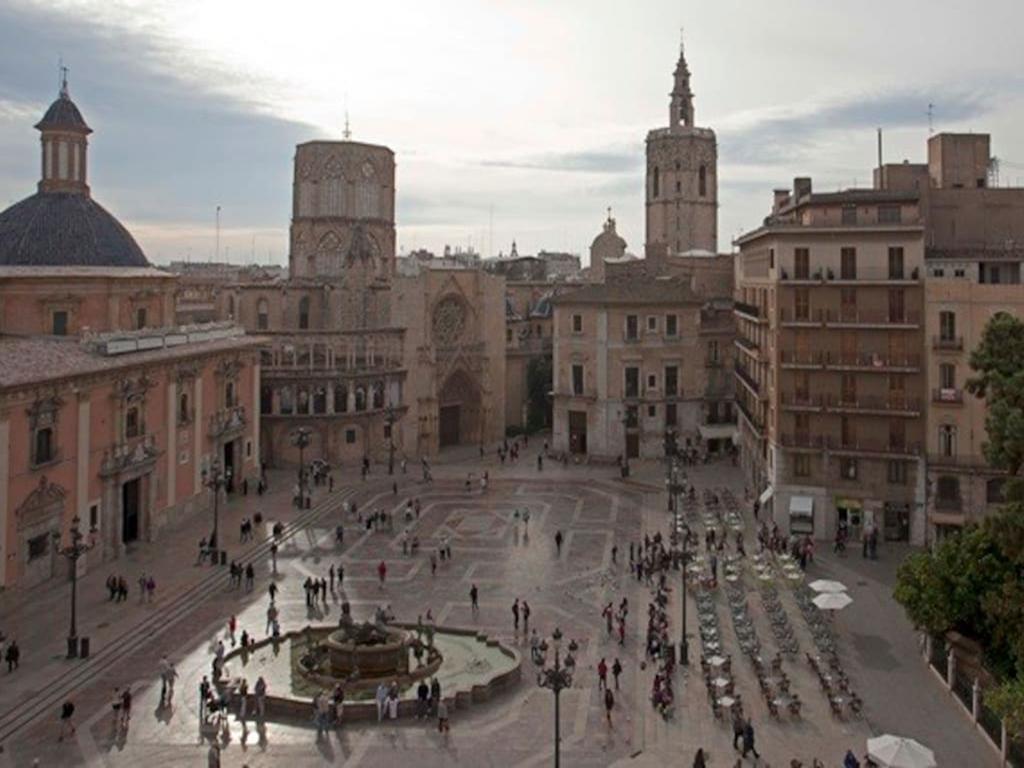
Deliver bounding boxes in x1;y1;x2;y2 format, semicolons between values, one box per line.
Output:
866;734;936;768
809;579;847;593
812;591;853;611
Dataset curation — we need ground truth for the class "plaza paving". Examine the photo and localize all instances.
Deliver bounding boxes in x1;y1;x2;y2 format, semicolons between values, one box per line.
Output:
0;448;999;767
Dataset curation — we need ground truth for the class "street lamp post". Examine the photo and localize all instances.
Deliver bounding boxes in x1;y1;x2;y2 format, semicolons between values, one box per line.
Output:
535;628;579;768
53;515;97;659
291;426;312;509
384;404;397;476
666;460;689;666
202;459;232;554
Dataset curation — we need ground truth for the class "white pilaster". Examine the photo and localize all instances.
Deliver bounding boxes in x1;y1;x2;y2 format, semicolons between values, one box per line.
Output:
252;362;261;471
166;380;177;508
194;378;203;495
76;395;90;522
0;417;8;588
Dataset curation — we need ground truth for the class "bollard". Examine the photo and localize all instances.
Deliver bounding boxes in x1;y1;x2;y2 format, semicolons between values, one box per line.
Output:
79;637;90;659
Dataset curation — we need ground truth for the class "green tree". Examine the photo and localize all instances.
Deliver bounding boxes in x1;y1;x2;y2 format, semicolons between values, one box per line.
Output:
525;356;552;432
967;312;1024;501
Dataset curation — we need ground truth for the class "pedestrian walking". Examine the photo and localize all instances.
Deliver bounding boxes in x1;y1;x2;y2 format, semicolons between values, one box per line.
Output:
5;640;19;672
329;564;335;592
612;658;623;689
604;688;614;727
512;599;520;631
270;542;278;573
741;719;761;760
470;584;479;614
57;700;76;742
120;687;132;728
611;544;618;564
228;615;237;646
597;658;608;692
378;560;387;589
731;709;744;750
693;748;708;768
375;682;388;722
245;563;255;591
254;676;267;720
555;530;563;556
268;582;278;602
522;600;531;632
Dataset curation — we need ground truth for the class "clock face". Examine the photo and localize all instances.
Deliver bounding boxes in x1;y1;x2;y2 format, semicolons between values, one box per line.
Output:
361;162;375;179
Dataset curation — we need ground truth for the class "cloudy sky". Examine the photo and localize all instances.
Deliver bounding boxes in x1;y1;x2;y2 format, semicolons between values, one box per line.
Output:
2;0;1023;266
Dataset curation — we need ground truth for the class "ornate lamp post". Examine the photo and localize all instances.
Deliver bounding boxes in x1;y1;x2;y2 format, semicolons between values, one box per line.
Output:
383;404;397;476
535;627;579;768
291;426;312;508
202;459;232;553
666;459;689;666
53;515;97;659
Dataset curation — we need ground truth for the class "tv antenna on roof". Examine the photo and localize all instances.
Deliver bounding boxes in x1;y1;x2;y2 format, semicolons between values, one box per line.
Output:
927;103;935;135
343;92;351;140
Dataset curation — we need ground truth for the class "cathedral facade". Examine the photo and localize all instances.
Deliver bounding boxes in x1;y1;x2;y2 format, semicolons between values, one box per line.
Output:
223;138;505;468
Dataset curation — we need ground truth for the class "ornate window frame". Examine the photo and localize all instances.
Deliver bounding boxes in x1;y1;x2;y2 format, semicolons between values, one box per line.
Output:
27;394;63;468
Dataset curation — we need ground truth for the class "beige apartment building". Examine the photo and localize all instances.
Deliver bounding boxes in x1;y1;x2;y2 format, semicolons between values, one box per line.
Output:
735;181;927;545
737;131;1024;546
917;134;1024;539
551;277;733;461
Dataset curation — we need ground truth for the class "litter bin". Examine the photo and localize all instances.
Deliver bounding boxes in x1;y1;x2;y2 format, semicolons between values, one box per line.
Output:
79;637;90;658
305;497;312;509
220;550;227;566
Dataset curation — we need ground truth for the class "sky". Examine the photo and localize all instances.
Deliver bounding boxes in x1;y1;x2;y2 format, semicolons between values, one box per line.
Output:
2;0;1024;267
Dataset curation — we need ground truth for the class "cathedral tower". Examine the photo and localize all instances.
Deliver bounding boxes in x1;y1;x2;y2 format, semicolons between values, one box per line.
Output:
645;41;717;255
289;139;396;282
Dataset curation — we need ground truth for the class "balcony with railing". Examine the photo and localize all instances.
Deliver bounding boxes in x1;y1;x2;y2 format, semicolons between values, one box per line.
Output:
927;453;1003;470
779;433;922;457
828;437;922;458
779;392;826;411
825;394;922;416
934;495;963;511
779;307;824;327
779;433;826;450
825;352;921;372
734;336;761;360
736;398;765;436
779;266;921;284
826;308;921;328
734;300;767;324
931;387;964;405
734;363;764;399
932;335;964;352
779;349;826;368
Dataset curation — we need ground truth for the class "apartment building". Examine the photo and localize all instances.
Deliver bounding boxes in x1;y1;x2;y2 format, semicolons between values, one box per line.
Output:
551;277;733;461
735;180;927;545
917;134;1024;539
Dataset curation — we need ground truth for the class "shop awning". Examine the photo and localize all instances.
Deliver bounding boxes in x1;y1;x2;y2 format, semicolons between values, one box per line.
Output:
698;424;739;442
790;496;814;518
758;486;774;506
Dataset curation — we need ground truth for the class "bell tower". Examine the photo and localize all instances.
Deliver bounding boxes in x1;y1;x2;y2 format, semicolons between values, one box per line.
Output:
645;39;718;256
669;40;694;129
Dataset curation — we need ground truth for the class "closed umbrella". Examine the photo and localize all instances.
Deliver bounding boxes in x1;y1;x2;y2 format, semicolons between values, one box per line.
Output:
809;579;847;593
866;734;936;768
812;592;852;611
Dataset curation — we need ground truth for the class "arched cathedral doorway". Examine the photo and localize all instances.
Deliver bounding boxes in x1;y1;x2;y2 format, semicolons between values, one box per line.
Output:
438;369;481;448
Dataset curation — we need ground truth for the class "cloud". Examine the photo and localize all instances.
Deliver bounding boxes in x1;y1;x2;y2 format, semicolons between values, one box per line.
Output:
0;2;316;259
718;86;990;167
479;146;642;174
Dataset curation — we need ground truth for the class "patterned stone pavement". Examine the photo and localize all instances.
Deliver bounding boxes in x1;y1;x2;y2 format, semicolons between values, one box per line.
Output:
0;452;1000;766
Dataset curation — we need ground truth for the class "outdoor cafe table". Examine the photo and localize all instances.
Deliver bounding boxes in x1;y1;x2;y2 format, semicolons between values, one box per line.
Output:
708;655;727;667
712;677;730;689
717;695;736;708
